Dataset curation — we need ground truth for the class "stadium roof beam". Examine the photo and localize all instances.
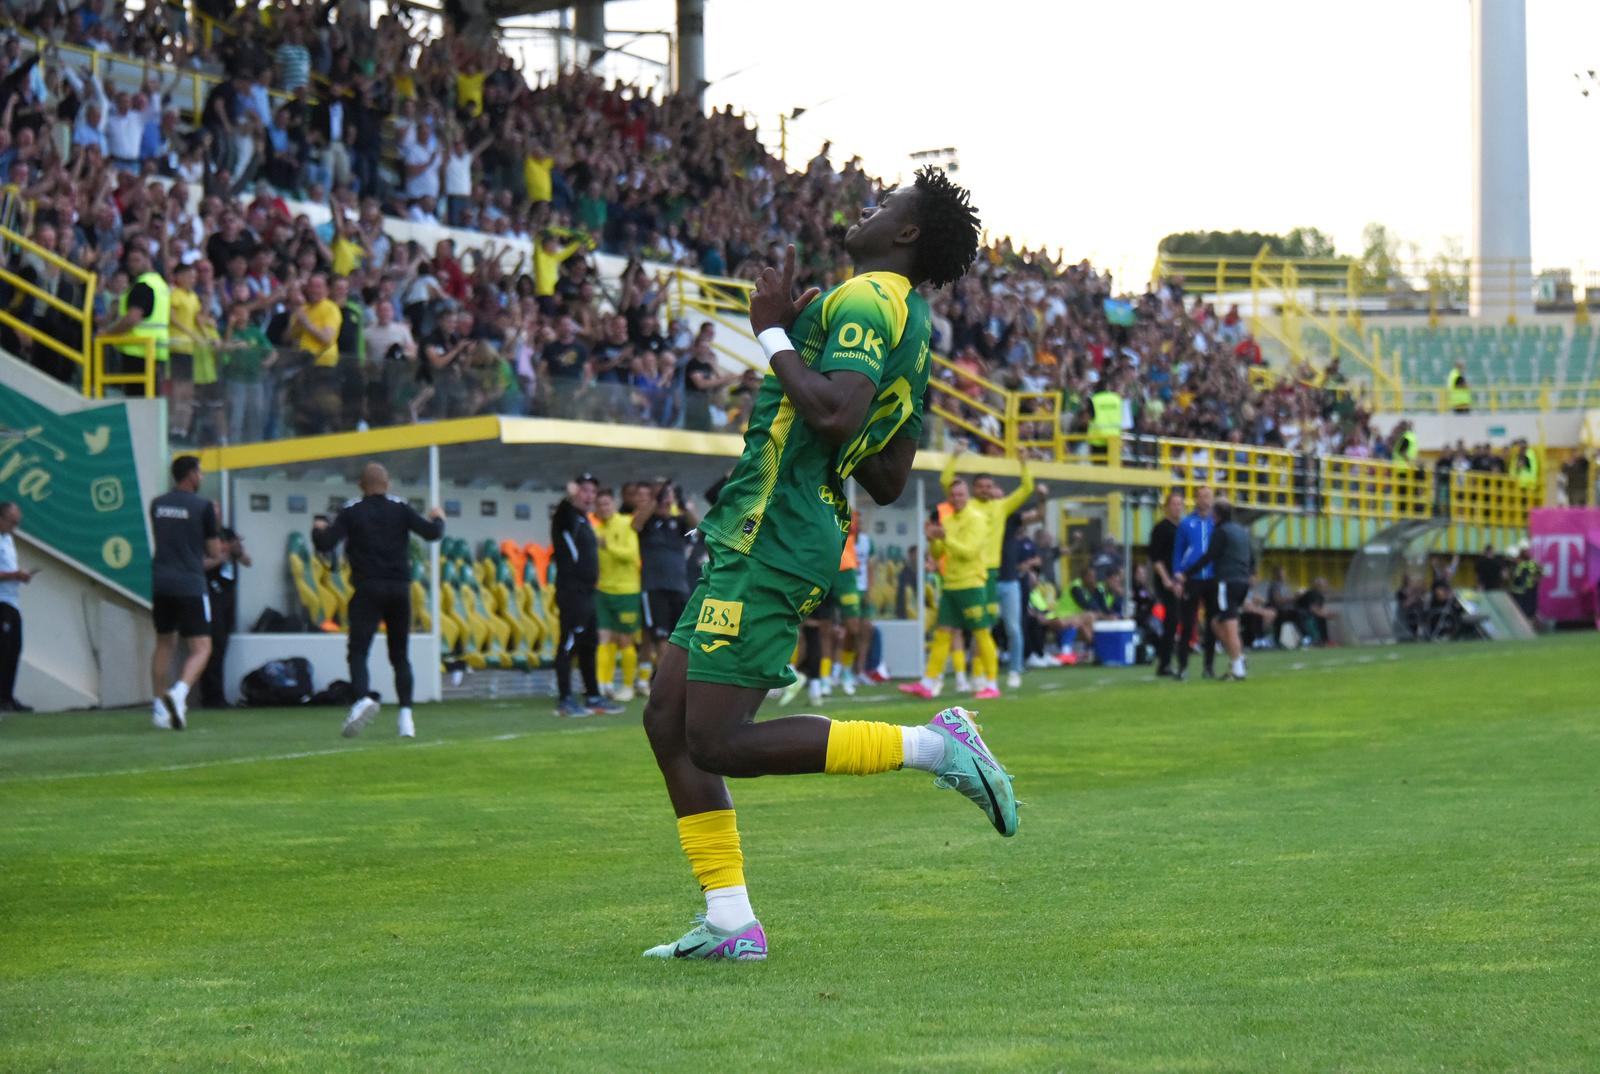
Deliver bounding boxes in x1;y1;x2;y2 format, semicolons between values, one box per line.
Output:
442;0;704;99
185;419;1170;500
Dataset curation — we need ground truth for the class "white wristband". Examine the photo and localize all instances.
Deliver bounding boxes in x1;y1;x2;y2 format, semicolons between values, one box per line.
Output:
758;327;793;361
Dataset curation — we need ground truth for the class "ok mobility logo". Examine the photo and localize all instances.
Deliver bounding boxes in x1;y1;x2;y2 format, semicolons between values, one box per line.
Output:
696;598;742;653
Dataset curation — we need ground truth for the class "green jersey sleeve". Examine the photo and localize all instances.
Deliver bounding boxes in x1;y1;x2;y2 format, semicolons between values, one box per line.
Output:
816;275;907;385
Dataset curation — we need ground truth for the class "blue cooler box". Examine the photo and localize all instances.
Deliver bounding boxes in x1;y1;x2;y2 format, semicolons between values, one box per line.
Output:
1093;619;1137;667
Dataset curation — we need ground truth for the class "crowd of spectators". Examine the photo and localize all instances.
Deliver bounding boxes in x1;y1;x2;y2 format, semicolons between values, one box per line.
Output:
0;0;897;444
926;244;1407;462
0;0;1559;483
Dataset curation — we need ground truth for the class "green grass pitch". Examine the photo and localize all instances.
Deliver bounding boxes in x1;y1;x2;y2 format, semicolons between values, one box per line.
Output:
2;636;1597;1073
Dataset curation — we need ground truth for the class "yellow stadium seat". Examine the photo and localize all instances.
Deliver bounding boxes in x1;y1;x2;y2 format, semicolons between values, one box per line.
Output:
286;551;323;624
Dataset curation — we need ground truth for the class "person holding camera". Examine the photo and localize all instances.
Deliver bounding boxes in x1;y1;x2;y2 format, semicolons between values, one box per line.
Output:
634;479;696;692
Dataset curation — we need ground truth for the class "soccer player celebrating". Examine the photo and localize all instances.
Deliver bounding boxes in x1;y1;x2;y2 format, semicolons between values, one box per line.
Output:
940;450;1045;695
640;170;1012;962
592;487;643;702
901;477;993;699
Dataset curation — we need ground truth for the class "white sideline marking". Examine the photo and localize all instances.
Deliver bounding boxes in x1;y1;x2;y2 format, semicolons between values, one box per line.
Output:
0;728;581;784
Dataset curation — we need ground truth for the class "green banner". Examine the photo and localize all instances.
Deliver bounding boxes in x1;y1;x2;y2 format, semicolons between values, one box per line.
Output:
0;383;151;599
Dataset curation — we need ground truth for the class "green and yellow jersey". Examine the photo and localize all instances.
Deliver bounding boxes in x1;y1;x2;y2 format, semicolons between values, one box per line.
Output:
593;511;641;595
931;502;989;592
699;271;931;591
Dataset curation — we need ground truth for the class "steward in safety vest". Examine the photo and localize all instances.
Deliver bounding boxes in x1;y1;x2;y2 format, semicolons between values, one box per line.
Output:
101;246;169;396
1509;546;1540;618
1393;422;1419;468
1089;384;1123;449
1447;363;1471;413
1512;439;1540;490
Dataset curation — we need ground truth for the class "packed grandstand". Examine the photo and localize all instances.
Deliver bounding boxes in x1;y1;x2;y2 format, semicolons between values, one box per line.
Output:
0;0;1569;482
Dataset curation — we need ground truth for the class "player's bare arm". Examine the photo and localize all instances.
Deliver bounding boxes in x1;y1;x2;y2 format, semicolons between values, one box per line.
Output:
852;435;919;506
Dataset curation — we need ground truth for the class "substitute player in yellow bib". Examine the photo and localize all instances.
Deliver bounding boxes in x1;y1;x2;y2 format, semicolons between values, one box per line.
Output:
591;488;642;702
638;170;1014;963
902;476;993;699
941;450;1046;694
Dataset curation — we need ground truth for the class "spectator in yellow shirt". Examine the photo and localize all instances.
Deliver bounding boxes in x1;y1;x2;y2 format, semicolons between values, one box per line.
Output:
291;273;343;368
167;261;201;442
534;227;589;300
523;144;554;204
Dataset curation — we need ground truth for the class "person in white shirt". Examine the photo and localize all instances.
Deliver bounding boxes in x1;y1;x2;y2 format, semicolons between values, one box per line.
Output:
443;133;491;228
402;123;442;201
105;90;156;168
0;501;37;713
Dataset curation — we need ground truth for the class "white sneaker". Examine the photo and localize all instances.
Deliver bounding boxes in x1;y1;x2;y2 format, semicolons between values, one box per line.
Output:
1007;670;1022;690
614;685;636;703
955;673;971;693
448;668;464;687
343;696;379;738
161;688;187;731
808;678;825;706
397;707;415;738
841;677;857;696
821;678;833;697
152;698;172;730
635;677;651;696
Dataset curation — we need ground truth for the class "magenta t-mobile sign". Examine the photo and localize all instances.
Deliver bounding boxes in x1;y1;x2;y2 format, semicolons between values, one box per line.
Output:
1529;508;1600;626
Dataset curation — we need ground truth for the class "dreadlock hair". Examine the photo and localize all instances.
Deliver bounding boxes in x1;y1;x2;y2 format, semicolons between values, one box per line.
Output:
911;165;981;289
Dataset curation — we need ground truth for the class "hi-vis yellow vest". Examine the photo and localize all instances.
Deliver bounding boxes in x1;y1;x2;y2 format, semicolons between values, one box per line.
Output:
118;271;170;364
1090;390;1122;443
1447;368;1470;410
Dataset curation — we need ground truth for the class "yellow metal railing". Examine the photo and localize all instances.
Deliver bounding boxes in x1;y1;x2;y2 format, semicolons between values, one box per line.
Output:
1370;383;1600;414
928;353;1009;454
0;20;303;123
1153;438;1299;511
0;225;97;385
655;265;1544;528
1447;471;1543;529
1318;456;1433;524
92;335;156;398
1154;250;1599;413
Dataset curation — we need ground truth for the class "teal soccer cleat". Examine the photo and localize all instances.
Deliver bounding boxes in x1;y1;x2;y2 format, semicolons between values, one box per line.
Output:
642;914;768;961
927;706;1018;837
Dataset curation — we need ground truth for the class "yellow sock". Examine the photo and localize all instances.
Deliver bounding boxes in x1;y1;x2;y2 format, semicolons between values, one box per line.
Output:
620;644;637;688
975;631;999;683
819;657;833;680
677;809;745;891
824;720;903;775
953;646;968;676
596;641;616;690
840;648;856;672
924;631;952;681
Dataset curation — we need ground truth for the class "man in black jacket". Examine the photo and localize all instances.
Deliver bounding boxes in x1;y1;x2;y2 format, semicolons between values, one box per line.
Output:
314;462;444;738
1176;499;1254;681
1147;489;1184;677
552;473;623;717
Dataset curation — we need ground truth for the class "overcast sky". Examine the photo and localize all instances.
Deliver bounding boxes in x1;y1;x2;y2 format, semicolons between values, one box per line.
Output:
508;0;1599;284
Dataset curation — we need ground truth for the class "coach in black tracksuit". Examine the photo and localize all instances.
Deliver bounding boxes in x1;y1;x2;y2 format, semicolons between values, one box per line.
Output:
1147;489;1184;677
313;462;445;708
551;472;605;713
